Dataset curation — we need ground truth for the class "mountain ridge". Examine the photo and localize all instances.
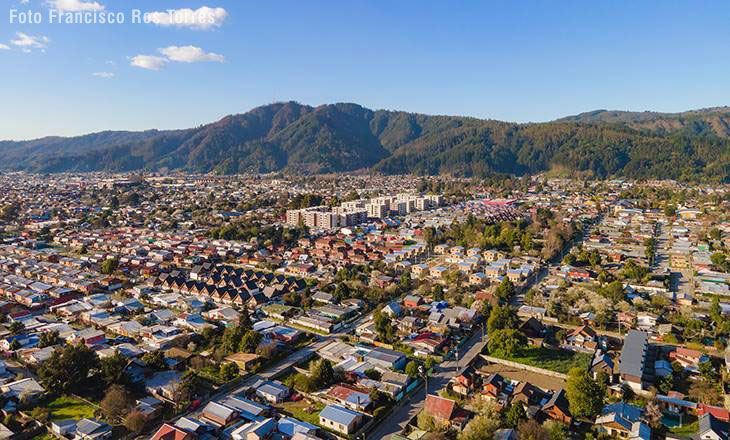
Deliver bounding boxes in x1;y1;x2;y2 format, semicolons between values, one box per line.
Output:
3;102;730;181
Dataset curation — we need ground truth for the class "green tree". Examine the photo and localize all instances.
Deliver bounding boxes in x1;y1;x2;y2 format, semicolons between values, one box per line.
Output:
710;228;722;241
488;329;527;357
599;281;625;304
517;419;548;440
100;258;119;275
405;361;419;378
364;368;382;380
565;367;605;419
544;420;567;440
487;305;518;333
373;307;395;343
711;253;728;271
141;350;166;370
309;358;336;389
495;277;516;301
425;356;435;371
334;283;351;300
8;321;24;336
100;350;131;386
504;402;527;428
219;362;239;381
239;330;263;353
38;330;61;348
38;344;100;396
221;325;246;354
457;414;499;440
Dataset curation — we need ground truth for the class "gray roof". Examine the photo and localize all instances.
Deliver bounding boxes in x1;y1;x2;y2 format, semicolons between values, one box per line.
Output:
202;401;236;420
75;418;112;436
699;413;729;437
619;330;649;378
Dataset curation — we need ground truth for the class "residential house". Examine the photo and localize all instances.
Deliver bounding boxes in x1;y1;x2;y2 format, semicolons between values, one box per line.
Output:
149;423;197;440
319;404;363;435
565;325;599;351
618;330;650;391
423;394;470;429
254;380;289;403
698;413;729;440
201;401;238;427
541;389;572;425
72;418;113;440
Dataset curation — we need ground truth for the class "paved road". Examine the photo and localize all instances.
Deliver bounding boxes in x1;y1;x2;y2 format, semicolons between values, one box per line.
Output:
366;330;489;440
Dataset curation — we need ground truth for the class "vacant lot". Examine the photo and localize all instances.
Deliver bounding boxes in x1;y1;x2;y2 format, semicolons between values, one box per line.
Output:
496;346;592;374
48;396;96;421
479;363;566;390
274;399;325;427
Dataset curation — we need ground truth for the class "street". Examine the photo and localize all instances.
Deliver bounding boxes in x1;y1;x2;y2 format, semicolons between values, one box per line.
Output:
366;329;489;440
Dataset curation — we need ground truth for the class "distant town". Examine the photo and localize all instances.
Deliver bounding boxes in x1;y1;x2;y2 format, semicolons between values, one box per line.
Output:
0;172;728;440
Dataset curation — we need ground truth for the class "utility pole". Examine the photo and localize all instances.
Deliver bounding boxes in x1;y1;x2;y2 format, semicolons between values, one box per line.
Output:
420;365;428;395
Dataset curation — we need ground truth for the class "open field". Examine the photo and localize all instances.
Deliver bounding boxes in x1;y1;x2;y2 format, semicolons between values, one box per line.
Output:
47;396;97;421
495;346;592;374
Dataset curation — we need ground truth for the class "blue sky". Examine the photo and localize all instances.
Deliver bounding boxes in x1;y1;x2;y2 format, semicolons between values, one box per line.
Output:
2;0;730;140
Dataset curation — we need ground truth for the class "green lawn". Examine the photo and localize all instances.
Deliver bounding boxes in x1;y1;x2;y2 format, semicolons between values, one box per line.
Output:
670;417;698;436
498;346;592;374
47;396;97;421
276;400;325;427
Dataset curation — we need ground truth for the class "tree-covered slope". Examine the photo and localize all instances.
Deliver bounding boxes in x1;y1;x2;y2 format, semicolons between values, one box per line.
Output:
3;101;730;181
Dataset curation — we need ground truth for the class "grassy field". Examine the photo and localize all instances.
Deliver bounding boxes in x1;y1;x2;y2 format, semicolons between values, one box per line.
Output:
498;346;592;374
47;396;97;421
275;400;325;426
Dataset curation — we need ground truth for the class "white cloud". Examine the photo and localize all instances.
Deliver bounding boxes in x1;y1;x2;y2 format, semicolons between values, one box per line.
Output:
92;71;114;78
0;44;9;50
144;7;227;30
45;0;104;11
159;45;225;63
130;55;167;71
11;32;49;50
20;0;30;4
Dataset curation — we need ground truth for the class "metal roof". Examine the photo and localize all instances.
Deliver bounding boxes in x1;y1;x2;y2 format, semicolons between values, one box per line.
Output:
619;330;648;378
319;404;362;425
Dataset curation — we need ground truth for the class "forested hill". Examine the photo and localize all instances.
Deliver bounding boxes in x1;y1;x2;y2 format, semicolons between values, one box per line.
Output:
3;101;730;181
556;107;730;138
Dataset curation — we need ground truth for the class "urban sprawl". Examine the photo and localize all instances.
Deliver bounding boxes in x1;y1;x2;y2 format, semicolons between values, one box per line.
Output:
0;173;728;440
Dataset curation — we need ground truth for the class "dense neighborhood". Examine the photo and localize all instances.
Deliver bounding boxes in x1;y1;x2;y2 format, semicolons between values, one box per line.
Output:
0;173;729;440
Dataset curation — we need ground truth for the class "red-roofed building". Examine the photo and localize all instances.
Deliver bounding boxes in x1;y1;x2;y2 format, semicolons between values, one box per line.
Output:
424;394;455;424
150;424;197;440
697;404;730;422
424;394;471;429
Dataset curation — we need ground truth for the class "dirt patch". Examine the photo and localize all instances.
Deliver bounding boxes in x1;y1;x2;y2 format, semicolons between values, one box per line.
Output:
479;363;566;391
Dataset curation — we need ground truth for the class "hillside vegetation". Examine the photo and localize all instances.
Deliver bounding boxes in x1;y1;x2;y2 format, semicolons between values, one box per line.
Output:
3;102;730;181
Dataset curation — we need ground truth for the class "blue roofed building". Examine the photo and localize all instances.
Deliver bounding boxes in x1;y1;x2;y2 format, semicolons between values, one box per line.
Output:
319;404;364;435
595;403;650;440
277;416;318;437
